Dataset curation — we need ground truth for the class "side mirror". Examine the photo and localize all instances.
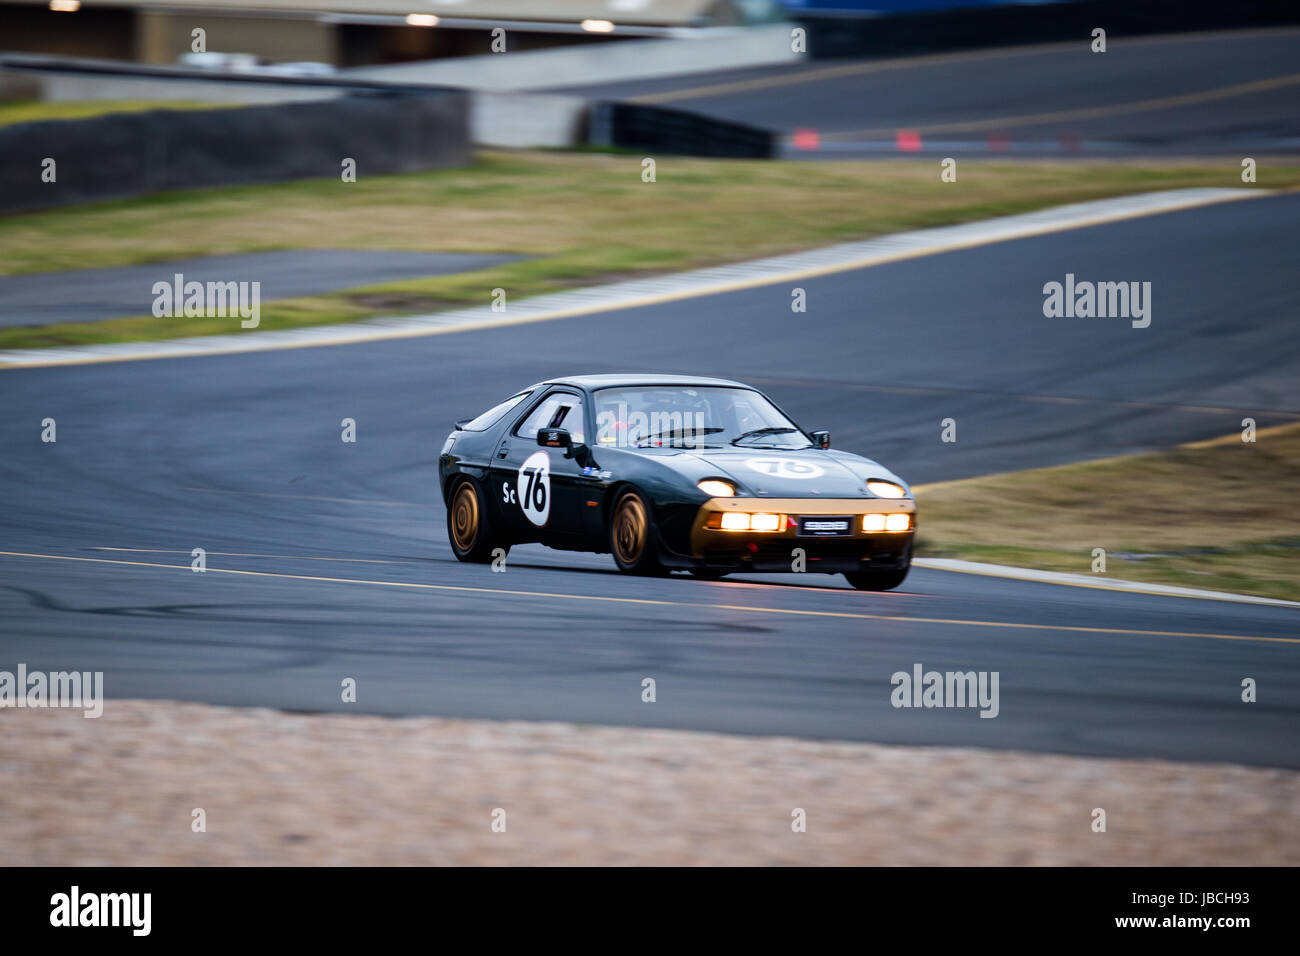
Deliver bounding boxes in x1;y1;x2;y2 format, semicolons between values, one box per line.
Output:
538;427;573;449
810;430;831;449
539;427;595;466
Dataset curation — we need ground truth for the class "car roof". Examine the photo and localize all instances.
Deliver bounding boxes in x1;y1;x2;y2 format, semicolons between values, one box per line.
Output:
537;373;751;390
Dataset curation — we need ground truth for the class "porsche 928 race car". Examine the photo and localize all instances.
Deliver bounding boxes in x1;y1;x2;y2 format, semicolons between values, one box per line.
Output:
438;375;915;590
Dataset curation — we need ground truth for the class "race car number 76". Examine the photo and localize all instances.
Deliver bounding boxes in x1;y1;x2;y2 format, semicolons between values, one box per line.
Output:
517;451;551;526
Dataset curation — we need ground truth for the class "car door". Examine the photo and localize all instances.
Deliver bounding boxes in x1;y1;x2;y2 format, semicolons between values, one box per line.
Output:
490;388;589;544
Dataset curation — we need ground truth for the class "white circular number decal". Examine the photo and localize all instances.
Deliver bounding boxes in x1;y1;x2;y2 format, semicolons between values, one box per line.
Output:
744;457;824;480
517;451;551;526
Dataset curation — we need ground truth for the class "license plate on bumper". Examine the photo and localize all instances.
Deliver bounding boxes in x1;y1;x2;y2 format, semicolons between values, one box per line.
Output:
797;516;853;537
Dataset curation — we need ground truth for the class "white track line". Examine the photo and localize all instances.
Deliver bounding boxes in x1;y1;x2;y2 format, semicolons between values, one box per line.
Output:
914;557;1300;608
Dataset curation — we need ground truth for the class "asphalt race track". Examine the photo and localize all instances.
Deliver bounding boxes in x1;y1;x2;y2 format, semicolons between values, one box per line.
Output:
2;194;1298;769
557;28;1300;156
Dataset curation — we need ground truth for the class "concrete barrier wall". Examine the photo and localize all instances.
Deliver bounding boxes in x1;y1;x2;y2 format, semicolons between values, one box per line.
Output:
23;70;342;105
0;93;471;215
345;24;802;90
0;54;387;105
471;91;589;149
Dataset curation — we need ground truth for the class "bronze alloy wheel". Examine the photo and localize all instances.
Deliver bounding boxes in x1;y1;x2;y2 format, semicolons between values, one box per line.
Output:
611;493;648;566
450;481;480;555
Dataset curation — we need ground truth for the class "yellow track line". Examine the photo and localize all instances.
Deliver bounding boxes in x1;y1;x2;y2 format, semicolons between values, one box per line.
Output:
98;545;1286;609
93;547;406;565
1;550;1294;646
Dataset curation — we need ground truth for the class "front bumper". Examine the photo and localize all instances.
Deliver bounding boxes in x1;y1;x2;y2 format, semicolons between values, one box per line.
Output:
686;496;916;573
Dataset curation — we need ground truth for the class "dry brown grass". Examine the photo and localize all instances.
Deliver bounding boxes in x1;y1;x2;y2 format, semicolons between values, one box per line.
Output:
916;423;1300;599
6;152;1294;277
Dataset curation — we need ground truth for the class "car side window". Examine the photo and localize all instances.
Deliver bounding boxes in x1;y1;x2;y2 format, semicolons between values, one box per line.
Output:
461;390;532;432
514;391;585;444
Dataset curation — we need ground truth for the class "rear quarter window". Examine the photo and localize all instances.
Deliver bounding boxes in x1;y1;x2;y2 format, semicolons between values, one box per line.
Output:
460;390;532;432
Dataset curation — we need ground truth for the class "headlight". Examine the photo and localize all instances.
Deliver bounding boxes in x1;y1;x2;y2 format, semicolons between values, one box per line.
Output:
863;513;912;532
712;512;784;532
698;479;736;497
867;480;906;499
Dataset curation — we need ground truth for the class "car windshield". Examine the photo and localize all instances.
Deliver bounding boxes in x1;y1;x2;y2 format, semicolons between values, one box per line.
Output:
593;386;812;449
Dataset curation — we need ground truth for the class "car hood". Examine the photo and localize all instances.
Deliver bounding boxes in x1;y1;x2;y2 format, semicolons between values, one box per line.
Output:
683;448;903;499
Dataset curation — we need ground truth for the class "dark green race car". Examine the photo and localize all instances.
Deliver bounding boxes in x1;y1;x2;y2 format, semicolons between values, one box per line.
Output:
438;374;915;590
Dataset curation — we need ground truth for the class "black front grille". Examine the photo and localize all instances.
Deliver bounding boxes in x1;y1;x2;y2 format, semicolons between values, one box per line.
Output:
699;538;909;573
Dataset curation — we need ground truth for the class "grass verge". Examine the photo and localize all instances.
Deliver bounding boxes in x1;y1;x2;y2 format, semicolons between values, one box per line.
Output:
914;424;1300;602
3;151;1297;350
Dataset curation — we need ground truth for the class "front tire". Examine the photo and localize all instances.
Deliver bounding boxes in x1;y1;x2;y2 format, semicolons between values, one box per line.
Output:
447;478;506;563
609;489;665;575
843;566;910;591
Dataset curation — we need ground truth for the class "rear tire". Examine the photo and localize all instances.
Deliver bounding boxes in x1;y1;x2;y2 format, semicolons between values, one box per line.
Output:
609;489;665;575
447;478;507;563
843;566;909;591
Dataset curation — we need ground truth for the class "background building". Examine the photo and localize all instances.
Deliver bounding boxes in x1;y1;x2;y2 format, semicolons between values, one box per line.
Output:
1;0;764;67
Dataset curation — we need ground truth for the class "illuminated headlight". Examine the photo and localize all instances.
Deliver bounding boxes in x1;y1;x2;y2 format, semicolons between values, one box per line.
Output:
867;480;906;499
714;512;783;532
863;513;912;532
698;479;736;497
